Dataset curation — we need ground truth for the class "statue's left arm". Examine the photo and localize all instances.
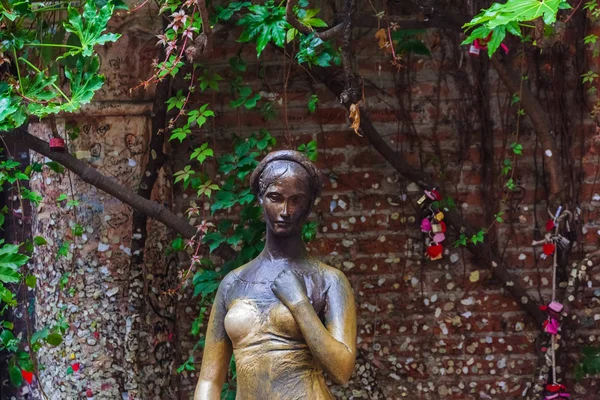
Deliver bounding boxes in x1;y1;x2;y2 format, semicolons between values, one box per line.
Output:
271;269;357;383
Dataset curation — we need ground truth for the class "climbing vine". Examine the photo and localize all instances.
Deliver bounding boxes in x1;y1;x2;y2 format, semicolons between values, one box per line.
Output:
1;0;600;398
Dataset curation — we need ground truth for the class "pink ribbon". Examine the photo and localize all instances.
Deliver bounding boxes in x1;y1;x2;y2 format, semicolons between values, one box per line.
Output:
544;318;560;335
544;393;570;399
421;218;432;232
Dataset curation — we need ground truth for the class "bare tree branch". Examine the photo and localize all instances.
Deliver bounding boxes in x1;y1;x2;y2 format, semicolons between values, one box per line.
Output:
14;129;238;261
302;60;546;325
17;129;198;238
340;0;359;104
131;39;171;264
185;0;213;62
491;55;563;203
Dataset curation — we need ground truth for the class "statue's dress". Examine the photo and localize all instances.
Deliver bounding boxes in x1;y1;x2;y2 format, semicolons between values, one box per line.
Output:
222;270;334;400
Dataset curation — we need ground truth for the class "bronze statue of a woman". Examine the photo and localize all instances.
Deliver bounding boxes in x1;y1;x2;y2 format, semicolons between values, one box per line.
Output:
194;150;357;399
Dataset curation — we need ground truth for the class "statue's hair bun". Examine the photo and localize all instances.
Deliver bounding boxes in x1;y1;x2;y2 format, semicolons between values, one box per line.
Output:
250;150;322;202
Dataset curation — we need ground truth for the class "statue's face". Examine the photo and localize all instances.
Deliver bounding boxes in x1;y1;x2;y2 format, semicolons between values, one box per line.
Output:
261;163;311;237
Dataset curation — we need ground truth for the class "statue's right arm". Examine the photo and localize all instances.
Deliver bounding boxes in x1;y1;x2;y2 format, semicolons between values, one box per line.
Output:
194;280;232;400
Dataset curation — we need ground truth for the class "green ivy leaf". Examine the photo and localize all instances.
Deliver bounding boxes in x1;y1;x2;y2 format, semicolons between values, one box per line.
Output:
244;93;261;109
62;56;105;112
487;26;506;58
33;236;47;246
169;126;191;143
21;189;42;206
57;241;70;258
166;90;186;111
72;224;84;237
471;230;485;245
237;0;288;57
62;2;121;58
198;70;223;92
8;365;22;387
0;267;20;284
510;142;523;155
462;0;568;57
46;332;63;346
25;274;36;288
0;282;16;306
505;178;516;191
0;243;29;270
171;237;184;252
45;161;65;174
229;56;247;72
584;34;598;45
174;165;195;184
17;351;34;372
21;72;57;103
216;1;251;21
298;140;318;161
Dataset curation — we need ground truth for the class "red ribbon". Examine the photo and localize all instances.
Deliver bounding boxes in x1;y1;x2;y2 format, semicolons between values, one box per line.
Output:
473;35;509;55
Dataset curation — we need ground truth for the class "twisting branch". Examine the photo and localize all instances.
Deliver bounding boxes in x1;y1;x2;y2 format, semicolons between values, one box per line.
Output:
295;54;546;325
340;0;358;104
16;129;197;238
14;129;238;261
131;17;172;265
491;54;563;203
285;0;346;41
185;0;213;62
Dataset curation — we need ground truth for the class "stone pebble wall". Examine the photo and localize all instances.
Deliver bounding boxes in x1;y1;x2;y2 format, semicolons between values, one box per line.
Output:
21;10;182;400
172;27;600;400
12;9;600;400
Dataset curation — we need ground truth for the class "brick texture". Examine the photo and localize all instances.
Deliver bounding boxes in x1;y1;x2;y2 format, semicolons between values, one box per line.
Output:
171;24;600;400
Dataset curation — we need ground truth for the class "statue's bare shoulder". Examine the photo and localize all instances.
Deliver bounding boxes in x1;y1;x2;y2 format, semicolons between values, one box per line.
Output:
312;259;352;293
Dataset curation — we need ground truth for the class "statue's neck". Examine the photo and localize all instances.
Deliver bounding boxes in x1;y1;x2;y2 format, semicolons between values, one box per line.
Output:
262;229;308;261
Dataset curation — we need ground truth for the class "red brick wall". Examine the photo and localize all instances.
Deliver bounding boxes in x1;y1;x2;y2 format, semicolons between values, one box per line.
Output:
172;26;600;399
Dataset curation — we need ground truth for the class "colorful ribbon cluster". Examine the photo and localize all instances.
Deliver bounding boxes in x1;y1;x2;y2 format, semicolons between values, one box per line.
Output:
468;33;509;56
418;189;446;260
534;206;572;400
544;383;570;399
540;300;564;335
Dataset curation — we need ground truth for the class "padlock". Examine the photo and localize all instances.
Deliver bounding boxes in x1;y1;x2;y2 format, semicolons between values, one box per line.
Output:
543;242;555;256
548;301;563;313
434;211;444;221
433;232;445;243
555;234;570;249
425;189;441;201
49;137;66;152
417;194;427;205
421;218;432;232
431;222;443;233
427;243;443;260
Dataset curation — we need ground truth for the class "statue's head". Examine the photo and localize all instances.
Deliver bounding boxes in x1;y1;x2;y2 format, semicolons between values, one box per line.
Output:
250;150;322;237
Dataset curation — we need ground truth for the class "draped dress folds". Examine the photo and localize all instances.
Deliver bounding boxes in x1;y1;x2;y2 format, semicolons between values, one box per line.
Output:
222;271;334;400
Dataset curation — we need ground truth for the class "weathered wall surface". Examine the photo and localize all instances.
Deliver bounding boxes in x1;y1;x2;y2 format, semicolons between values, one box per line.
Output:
24;8;182;400
16;6;600;400
172;26;600;400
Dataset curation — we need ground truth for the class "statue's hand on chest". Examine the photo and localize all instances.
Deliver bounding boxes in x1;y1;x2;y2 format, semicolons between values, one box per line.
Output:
270;269;309;309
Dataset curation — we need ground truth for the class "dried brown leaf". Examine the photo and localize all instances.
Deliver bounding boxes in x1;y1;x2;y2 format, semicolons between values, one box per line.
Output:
349;104;362;137
375;29;388;50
